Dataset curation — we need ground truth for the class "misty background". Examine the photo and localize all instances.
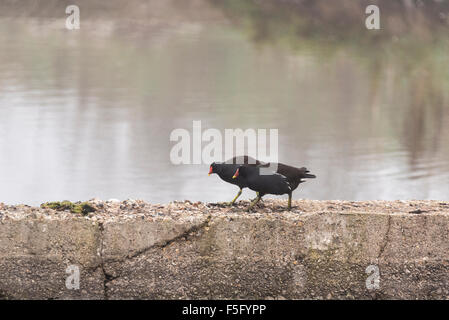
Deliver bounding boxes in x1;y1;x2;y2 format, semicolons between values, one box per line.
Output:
0;0;448;205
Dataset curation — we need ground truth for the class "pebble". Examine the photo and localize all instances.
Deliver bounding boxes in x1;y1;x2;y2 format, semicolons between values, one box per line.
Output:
0;199;447;223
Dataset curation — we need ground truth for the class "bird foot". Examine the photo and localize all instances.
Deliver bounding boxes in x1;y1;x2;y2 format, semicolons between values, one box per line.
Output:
210;202;231;208
247;201;263;212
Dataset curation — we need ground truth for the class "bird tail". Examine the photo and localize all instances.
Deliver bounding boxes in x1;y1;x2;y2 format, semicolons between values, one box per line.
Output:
300;167;316;179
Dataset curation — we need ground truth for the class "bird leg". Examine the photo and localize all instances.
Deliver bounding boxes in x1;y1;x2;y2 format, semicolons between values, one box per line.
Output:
247;194;262;211
228;188;242;206
288;193;292;211
250;192;261;202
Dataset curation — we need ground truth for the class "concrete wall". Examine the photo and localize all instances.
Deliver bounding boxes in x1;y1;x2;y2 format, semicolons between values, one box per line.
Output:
0;200;448;299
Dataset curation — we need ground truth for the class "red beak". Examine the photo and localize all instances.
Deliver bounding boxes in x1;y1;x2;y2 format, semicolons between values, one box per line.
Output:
232;168;239;179
208;166;213;176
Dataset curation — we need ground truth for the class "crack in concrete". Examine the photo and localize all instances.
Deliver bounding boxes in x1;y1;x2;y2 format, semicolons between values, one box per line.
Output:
377;215;392;262
97;221;117;300
126;215;212;260
96;215;212;299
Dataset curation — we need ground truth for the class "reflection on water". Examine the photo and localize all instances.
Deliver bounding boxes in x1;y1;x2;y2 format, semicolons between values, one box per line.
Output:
0;0;448;205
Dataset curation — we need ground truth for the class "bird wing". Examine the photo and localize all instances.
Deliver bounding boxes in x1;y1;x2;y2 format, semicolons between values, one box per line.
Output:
274;173;292;191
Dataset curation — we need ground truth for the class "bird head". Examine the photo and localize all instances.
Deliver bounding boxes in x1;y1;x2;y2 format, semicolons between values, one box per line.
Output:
232;168;239;179
208;162;217;176
232;166;248;179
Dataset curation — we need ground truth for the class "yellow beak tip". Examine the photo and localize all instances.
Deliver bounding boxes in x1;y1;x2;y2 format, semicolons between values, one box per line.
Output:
232;175;237;179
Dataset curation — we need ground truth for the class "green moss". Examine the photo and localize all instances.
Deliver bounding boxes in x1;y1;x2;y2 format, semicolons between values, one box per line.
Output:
40;201;96;216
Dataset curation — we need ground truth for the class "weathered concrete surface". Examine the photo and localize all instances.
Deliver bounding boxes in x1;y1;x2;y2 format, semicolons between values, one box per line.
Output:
1;199;448;299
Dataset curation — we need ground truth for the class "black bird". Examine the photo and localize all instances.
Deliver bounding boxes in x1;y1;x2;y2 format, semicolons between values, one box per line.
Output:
209;156;261;205
232;165;292;211
260;162;316;192
233;163;316;211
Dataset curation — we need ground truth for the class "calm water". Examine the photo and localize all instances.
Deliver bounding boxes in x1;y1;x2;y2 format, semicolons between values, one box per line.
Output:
0;0;448;205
